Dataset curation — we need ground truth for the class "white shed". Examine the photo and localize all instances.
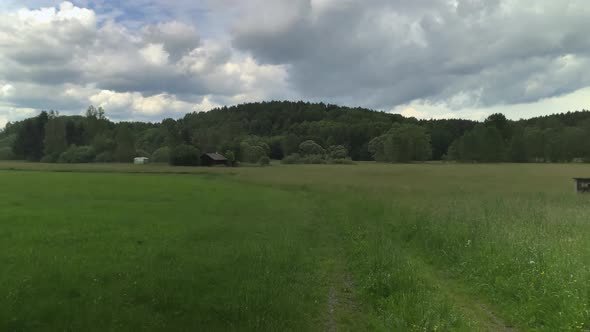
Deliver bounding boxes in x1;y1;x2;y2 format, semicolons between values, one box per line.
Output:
134;157;149;165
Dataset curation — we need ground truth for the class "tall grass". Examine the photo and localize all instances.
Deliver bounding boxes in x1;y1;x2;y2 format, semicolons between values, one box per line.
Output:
1;162;589;330
0;172;331;330
390;194;590;330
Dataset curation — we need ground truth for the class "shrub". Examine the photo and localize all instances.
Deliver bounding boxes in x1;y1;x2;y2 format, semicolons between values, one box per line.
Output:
151;147;171;163
282;153;354;165
40;153;60;163
241;144;267;163
241;136;270;155
224;150;236;167
238;136;271;163
135;149;150;158
281;153;301;164
0;147;15;160
328;145;348;159
301;154;326;164
258;156;270;166
299;140;326;156
170;144;200;166
91;133;116;154
328;158;355;165
58;145;96;163
95;151;114;163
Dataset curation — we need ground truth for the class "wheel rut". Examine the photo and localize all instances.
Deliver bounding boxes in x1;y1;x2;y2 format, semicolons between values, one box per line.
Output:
414;255;519;332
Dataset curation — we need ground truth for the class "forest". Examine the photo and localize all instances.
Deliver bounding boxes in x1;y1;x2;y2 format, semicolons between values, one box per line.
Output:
1;101;589;165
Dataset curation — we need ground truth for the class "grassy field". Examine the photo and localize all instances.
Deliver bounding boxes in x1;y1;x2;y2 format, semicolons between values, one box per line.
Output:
0;161;589;331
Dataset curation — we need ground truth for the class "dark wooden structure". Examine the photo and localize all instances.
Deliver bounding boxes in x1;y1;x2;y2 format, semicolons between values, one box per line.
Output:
201;152;228;167
573;178;590;193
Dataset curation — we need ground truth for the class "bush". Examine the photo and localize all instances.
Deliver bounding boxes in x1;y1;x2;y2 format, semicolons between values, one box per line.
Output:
239;136;271;163
299;140;326;156
58;145;96;163
328;158;355;165
95;151;114;163
258;156;270;166
40;153;60;163
170;144;200;166
241;143;267;163
151;147;171;163
224;150;236;167
281;153;301;164
328;145;348;159
135;149;150;158
281;153;354;165
301;154;326;164
91;133;116;154
281;153;328;164
0;147;15;160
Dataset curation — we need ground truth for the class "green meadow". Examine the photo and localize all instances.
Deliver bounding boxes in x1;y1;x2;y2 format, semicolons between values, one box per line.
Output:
0;161;589;331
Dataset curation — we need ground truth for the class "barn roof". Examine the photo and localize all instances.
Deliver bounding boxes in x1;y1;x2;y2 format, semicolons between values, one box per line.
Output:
203;152;227;161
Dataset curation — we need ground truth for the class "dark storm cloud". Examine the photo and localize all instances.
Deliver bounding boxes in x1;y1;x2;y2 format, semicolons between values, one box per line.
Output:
2;0;590;126
232;0;590;109
142;21;201;61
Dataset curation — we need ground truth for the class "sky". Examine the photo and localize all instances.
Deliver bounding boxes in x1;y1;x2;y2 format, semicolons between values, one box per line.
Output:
1;0;589;128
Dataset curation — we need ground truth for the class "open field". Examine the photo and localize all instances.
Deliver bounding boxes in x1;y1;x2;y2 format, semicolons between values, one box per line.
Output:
1;161;589;331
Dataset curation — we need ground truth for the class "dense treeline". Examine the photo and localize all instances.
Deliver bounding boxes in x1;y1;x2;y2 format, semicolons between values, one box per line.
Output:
447;112;590;162
0;101;589;164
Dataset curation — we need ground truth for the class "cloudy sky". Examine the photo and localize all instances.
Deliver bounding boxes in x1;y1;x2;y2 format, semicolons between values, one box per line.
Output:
1;0;589;128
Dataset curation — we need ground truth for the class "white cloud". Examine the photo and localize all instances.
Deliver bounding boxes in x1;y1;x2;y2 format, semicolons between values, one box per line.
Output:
139;43;169;66
15;2;95;27
0;2;289;124
0;105;39;128
0;83;15;97
1;1;589;125
89;89;219;119
399;107;426;119
391;86;590;121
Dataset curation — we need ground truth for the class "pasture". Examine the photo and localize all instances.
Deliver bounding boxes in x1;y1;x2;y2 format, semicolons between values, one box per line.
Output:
0;161;589;331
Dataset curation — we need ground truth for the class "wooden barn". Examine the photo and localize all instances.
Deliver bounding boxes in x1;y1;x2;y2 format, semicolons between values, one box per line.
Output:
201;152;228;167
573;178;590;193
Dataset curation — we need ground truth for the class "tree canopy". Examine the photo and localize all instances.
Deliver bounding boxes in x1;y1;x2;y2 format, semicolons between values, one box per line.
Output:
2;101;590;165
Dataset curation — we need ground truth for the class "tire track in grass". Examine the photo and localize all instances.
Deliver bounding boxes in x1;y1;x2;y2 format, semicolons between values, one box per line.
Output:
325;261;356;332
412;254;518;332
308;193;364;332
325;280;339;332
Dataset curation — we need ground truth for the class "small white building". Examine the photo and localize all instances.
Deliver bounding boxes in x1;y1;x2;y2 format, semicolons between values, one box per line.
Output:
134;157;149;165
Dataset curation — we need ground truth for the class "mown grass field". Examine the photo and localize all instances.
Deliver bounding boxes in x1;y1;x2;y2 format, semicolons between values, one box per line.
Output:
1;161;589;331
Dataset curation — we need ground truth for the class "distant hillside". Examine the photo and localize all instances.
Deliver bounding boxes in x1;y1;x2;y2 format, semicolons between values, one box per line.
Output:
1;101;589;163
